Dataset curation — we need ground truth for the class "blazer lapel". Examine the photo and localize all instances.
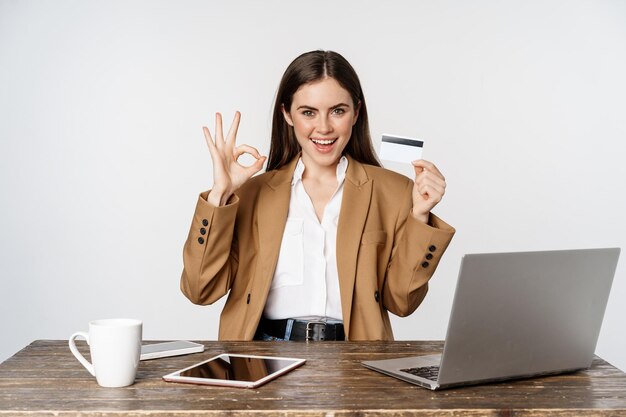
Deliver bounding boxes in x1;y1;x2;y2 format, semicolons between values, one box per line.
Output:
336;157;372;338
255;159;298;300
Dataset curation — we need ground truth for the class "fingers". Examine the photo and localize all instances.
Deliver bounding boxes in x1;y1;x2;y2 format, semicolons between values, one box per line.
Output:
415;169;446;191
216;113;224;140
412;159;445;181
233;144;267;173
203;125;230;179
233;144;262;160
416;180;445;202
226;111;241;146
214;113;224;150
413;160;445;192
245;155;267;176
203;112;264;186
203;126;218;156
209;111;241;152
413;160;446;206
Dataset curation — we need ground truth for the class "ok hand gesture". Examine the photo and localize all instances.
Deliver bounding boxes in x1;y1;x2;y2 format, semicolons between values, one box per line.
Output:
204;112;266;206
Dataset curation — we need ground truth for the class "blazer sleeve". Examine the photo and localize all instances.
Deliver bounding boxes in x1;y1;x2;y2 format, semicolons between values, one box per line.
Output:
180;191;240;305
382;181;455;317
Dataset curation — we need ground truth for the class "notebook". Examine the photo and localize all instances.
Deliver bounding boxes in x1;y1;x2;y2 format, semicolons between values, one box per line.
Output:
362;248;620;390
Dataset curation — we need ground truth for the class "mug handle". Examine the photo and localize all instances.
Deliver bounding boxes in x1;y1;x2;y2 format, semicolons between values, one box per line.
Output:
68;331;95;376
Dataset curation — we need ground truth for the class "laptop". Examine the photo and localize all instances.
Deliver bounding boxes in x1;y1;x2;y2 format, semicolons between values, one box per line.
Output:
362;248;620;390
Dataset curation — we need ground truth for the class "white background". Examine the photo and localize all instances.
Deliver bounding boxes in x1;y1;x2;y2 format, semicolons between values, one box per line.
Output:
1;0;625;370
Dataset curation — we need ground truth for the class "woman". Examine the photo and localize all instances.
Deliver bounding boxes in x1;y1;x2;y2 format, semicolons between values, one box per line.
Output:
180;50;455;341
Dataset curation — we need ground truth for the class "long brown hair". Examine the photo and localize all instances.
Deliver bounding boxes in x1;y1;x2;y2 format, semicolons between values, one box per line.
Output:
267;50;381;171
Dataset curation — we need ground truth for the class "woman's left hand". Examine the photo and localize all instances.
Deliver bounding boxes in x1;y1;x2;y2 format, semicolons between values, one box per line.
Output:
411;160;447;223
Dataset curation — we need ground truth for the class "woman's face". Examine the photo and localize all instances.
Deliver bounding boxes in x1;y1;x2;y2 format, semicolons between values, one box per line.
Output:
282;77;359;171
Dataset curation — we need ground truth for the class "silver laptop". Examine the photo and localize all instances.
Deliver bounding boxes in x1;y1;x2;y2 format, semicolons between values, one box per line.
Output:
362;248;620;390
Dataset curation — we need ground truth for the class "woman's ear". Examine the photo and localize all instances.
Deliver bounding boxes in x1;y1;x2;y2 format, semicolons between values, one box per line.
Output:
281;104;294;127
353;101;361;126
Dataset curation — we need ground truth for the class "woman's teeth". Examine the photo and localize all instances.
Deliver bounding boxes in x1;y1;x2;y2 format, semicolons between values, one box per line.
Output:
311;138;337;145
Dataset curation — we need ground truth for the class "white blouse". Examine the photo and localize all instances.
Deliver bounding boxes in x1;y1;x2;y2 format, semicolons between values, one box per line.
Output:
262;157;348;322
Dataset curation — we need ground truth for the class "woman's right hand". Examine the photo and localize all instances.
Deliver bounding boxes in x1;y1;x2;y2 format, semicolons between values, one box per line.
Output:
204;111;266;206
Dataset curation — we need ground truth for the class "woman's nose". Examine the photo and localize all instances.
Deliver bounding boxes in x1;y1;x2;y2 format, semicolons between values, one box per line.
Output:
317;115;333;134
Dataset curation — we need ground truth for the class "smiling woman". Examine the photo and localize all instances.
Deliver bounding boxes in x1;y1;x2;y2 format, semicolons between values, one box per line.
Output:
267;51;379;173
179;50;456;342
283;78;359;171
282;77;362;221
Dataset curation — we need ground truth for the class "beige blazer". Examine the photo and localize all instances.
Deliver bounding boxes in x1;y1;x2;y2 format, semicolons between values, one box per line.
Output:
180;156;455;340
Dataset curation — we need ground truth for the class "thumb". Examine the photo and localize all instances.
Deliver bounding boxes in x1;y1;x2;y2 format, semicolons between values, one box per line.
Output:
246;156;267;176
413;165;425;178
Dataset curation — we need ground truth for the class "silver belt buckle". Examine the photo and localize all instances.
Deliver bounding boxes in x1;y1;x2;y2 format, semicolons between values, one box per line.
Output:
305;321;327;342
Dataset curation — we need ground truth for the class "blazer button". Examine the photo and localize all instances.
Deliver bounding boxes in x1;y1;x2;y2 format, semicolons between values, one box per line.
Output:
198;237;205;244
246;294;251;304
426;253;433;260
422;261;430;268
428;245;437;252
202;219;209;227
374;290;380;302
200;227;207;235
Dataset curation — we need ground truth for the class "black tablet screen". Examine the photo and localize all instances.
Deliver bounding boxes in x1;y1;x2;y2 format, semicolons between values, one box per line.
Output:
180;355;299;382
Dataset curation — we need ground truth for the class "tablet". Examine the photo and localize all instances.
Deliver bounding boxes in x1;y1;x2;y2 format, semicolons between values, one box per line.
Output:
162;353;306;388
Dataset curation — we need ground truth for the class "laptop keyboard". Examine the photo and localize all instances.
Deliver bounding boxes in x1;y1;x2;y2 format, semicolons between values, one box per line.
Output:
400;365;440;381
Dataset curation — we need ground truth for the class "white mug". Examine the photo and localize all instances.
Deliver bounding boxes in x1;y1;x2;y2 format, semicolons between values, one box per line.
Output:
69;318;142;387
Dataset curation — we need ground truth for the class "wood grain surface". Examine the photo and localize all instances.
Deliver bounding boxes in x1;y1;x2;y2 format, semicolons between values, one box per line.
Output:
1;340;625;416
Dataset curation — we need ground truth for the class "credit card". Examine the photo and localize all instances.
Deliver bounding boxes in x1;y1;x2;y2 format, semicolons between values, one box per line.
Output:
379;134;424;164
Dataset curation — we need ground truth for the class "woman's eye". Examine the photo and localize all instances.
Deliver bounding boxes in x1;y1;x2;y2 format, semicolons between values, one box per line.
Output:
302;110;314;117
332;108;346;115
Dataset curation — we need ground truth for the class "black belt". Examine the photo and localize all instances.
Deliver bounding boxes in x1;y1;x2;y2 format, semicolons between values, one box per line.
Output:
257;318;345;341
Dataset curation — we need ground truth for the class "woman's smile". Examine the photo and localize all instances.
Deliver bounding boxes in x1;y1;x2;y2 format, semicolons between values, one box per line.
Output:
310;138;337;145
310;137;338;153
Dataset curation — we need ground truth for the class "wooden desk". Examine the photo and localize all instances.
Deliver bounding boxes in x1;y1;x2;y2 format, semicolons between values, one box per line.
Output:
1;340;625;416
